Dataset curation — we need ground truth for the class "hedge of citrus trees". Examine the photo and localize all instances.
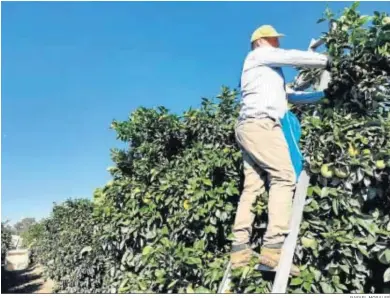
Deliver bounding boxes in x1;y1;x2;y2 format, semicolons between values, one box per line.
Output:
288;3;390;293
1;223;12;265
28;3;389;294
31;199;107;293
20;221;44;264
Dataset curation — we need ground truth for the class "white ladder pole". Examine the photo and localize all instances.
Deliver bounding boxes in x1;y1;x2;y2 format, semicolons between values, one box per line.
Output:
271;171;310;293
218;260;232;293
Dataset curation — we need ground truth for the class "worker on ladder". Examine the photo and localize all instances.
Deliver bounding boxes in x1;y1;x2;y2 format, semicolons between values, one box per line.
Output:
231;25;332;276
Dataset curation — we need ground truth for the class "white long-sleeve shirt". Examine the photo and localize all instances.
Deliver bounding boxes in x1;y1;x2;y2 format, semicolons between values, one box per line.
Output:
238;46;329;122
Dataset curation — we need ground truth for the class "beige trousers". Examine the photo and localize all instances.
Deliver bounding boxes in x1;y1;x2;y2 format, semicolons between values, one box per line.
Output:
233;118;296;247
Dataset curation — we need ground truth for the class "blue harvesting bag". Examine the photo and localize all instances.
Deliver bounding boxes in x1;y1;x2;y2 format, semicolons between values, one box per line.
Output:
280;111;304;181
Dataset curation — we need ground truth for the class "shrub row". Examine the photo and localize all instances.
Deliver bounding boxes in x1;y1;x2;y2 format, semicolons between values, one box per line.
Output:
24;3;390;294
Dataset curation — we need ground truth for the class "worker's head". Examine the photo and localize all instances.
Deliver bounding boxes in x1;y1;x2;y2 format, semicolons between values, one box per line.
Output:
250;25;284;50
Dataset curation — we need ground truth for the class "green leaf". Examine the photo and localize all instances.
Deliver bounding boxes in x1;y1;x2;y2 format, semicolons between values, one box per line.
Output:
194;287;211;293
226;187;233;196
186;257;202;265
337;283;348;291
303;282;311;292
312;186;322;197
310;267;322;282
321;187;330;198
306;185;316;197
359;15;371;25
351;1;360;10
155;269;165;278
317;18;326;24
186;285;194;294
332;199;339;216
203;178;212;186
205;225;217;234
241;266;250;279
366;234;376;246
142;246;153;256
340;264;350;274
194;239;205;251
356;218;376;236
310;199;319;211
324;6;334;19
161;226;169;235
358;246;369;258
301;237;318;250
290;277;304;286
378;249;390;265
168;280;178;289
384;267;390;283
320;282;334;293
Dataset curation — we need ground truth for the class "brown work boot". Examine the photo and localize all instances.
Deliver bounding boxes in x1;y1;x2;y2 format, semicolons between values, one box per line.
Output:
259;246;300;276
230;244;253;269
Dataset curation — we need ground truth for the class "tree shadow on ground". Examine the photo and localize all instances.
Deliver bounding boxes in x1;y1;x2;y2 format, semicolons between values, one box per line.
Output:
1;265;44;293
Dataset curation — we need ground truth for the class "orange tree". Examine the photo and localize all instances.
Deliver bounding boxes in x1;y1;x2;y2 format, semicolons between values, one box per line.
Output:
35;199;106;293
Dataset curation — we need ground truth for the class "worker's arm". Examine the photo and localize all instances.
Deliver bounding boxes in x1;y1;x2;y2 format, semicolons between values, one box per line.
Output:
253;47;329;69
286;85;324;104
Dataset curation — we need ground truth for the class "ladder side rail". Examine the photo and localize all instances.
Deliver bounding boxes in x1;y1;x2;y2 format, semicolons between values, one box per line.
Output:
218;260;232;293
271;171;310;293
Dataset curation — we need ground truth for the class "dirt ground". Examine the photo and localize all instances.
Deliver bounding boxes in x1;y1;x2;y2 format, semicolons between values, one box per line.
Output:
1;264;54;294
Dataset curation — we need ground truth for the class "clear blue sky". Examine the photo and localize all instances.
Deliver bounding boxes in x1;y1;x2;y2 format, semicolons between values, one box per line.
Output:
2;1;388;223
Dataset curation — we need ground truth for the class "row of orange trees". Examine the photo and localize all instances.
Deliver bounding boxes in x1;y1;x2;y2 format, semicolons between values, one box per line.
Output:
24;3;390;293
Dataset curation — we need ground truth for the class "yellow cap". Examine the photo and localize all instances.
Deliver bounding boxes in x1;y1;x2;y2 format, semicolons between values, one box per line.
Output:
250;25;285;42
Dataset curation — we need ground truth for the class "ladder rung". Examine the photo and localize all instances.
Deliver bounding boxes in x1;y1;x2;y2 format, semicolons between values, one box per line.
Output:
255;264;277;272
